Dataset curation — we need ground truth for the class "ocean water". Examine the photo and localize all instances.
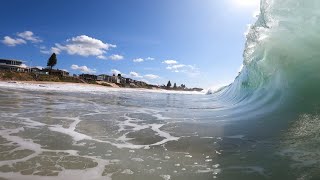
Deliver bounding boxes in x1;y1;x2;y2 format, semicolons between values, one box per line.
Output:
0;81;315;180
2;0;320;179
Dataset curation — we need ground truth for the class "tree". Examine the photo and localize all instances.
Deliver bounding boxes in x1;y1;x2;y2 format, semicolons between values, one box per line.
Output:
167;81;172;88
47;53;57;69
173;83;177;89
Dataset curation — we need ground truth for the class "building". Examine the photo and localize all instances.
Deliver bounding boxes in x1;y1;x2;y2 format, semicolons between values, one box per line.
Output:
42;69;69;77
79;74;97;81
97;74;112;82
31;67;48;75
125;78;133;84
120;77;126;84
110;75;120;83
0;59;28;72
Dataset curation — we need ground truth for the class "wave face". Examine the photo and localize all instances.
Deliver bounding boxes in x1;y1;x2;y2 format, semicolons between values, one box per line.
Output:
212;0;320;178
216;0;320;113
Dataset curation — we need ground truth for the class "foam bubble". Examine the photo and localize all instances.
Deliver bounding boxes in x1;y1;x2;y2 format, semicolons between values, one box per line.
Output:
160;175;171;180
121;169;134;174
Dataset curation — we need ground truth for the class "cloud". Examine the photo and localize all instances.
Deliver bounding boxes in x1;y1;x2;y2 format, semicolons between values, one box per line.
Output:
17;31;42;43
144;74;160;79
97;55;107;60
1;36;26;47
129;71;143;78
109;54;124;60
164;60;200;75
71;64;96;73
146;57;155;61
168;64;199;74
40;49;51;54
166;64;186;71
162;60;178;65
111;69;121;75
97;54;124;60
2;31;42;47
133;57;155;63
51;35;116;59
133;58;144;63
129;72;160;80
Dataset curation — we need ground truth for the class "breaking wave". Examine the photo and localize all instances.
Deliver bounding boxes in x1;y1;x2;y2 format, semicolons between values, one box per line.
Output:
213;0;320;114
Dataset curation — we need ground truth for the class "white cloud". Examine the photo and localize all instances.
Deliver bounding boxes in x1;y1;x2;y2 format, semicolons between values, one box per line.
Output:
97;54;124;60
144;74;160;79
175;64;199;75
166;64;186;70
17;31;42;43
133;58;144;63
1;36;26;47
109;54;124;60
162;60;178;65
40;46;61;55
111;69;121;75
2;31;42;47
133;57;155;63
174;64;199;74
129;71;143;78
71;64;96;74
51;47;62;54
97;55;107;60
51;35;116;59
164;60;200;75
40;50;51;54
146;57;155;61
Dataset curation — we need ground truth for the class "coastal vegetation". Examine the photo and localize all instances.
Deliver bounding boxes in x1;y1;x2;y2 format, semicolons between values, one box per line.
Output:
47;53;57;70
0;70;82;83
166;81;171;88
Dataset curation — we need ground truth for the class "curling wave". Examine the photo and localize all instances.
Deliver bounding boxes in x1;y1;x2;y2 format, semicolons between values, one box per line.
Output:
213;0;320;114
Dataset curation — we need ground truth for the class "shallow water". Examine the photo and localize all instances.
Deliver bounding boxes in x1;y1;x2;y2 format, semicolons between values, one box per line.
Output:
0;84;316;180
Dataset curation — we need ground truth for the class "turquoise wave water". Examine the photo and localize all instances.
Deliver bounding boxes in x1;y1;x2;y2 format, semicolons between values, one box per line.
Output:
217;0;320;113
209;1;320;178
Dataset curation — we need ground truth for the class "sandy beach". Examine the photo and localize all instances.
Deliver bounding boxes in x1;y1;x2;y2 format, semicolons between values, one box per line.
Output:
0;81;204;95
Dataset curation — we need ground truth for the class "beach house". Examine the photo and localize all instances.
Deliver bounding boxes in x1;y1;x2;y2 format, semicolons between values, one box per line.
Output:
110;74;120;84
0;59;29;72
97;74;112;82
42;69;69;77
79;74;97;81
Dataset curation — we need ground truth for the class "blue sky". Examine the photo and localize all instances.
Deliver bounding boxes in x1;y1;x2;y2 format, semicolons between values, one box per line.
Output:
0;0;259;88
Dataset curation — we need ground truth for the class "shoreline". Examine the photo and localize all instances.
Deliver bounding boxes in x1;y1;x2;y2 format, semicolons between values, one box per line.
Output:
0;80;205;95
0;71;204;93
